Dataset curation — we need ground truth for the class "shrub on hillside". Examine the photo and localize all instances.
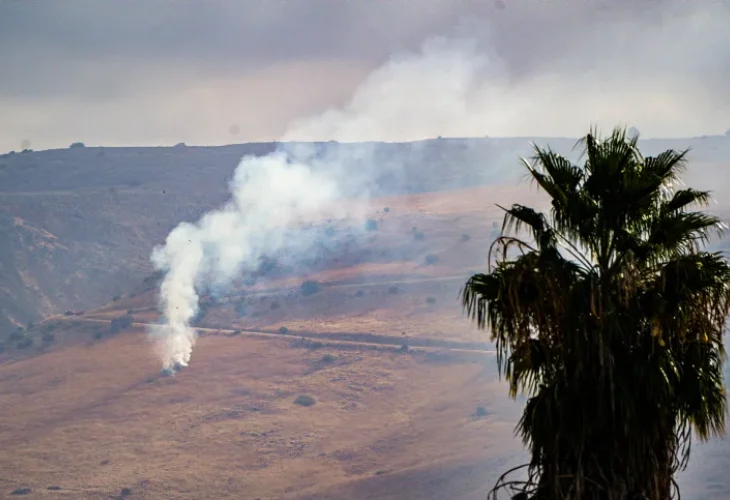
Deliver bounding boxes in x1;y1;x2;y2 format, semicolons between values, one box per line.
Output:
461;233;471;242
294;395;316;407
300;280;322;296
235;302;247;317
389;286;399;294
475;406;489;417
10;488;32;495
384;207;390;213
354;289;365;298
279;326;289;334
365;219;378;231
111;294;121;302
426;296;437;305
42;333;55;343
110;314;134;334
413;230;425;241
321;353;336;363
94;331;104;340
69;142;85;148
16;338;33;350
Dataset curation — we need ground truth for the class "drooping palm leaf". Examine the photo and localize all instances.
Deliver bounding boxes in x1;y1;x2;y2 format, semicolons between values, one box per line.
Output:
465;128;730;500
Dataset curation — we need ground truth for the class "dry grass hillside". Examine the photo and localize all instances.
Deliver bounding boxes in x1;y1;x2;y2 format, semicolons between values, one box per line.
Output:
2;136;730;499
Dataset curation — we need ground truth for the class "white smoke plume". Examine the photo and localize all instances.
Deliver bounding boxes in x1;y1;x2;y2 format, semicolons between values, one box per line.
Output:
149;36;490;370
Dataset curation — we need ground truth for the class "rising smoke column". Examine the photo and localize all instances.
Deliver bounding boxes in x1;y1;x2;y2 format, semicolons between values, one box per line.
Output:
149;37;489;370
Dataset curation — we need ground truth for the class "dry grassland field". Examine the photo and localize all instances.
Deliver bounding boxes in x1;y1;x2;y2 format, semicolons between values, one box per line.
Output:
2;139;730;499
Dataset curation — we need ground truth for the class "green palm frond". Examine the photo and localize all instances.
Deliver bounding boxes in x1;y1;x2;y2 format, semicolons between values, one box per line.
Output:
462;127;730;500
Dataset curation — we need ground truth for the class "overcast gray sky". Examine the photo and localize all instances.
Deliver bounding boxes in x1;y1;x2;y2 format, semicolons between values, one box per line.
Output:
1;0;729;151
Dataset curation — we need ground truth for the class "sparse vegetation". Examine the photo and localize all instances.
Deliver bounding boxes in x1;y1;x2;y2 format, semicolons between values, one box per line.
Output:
388;286;399;294
383;207;390;213
16;337;33;350
10;488;31;495
120;487;132;497
475;406;488;417
321;353;336;363
232;329;242;336
413;230;425;241
42;333;55;343
112;294;121;302
425;297;436;305
270;301;280;310
300;280;322;296
94;331;104;340
294;395;316;407
365;219;378;231
110;314;134;334
234;302;247;317
354;289;365;298
279;326;289;334
461;233;471;241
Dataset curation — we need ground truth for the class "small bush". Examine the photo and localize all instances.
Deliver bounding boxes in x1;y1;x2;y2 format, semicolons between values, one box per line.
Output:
425;254;439;265
301;280;322;296
10;488;32;495
235;302;247;317
354;289;365;298
461;233;471;242
388;286;398;294
294;395;316;407
279;326;289;334
112;294;121;302
232;329;242;336
426;296;437;305
0;344;5;354
8;331;23;342
47;486;61;491
321;353;336;363
94;331;104;340
69;142;85;148
399;344;409;353
365;219;378;231
45;323;57;332
110;314;134;334
120;488;132;497
126;309;135;314
64;310;74;316
413;231;425;241
475;406;488;417
42;333;55;343
27;321;35;329
270;301;280;310
383;207;390;213
16;338;33;350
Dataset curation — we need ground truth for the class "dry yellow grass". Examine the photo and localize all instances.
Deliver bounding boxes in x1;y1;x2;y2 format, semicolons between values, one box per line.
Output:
0;328;524;499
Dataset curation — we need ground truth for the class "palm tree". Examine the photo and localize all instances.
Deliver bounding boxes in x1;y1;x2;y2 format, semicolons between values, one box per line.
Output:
462;128;730;499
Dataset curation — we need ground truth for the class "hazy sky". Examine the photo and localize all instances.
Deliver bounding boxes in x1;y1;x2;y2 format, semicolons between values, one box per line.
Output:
1;0;729;151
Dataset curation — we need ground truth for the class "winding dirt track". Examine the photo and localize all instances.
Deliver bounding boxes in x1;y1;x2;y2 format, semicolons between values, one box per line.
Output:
54;316;495;356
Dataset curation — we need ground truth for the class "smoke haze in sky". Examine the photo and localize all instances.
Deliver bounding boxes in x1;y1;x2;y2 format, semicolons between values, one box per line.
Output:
1;0;729;151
